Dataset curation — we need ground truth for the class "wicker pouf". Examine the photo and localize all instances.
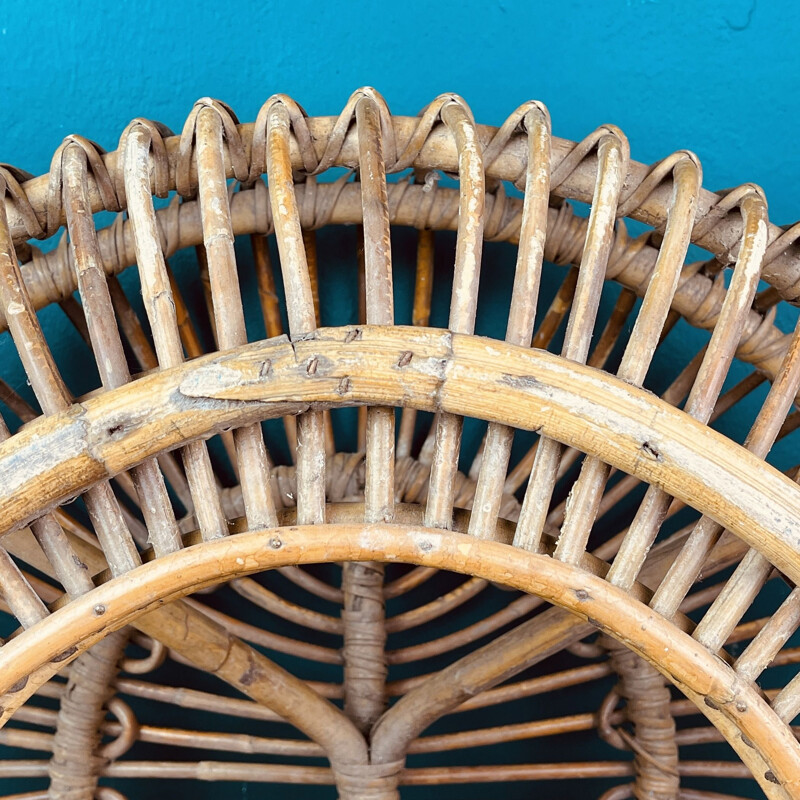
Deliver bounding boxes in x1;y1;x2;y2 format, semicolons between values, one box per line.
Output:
0;89;799;800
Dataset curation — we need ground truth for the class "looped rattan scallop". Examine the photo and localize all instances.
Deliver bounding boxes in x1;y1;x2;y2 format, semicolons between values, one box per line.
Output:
118;634;166;675
115;118;174;205
97;697;138;762
0;164;43;238
47;135;122;237
177;98;249;199
1;90;800;800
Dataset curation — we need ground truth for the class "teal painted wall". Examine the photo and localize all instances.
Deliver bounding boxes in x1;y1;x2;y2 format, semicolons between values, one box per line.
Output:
4;0;799;338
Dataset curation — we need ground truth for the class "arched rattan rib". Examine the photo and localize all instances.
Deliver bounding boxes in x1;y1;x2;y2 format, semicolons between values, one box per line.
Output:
190;101;278;532
123;121;228;541
2;522;799;798
468;102;549;543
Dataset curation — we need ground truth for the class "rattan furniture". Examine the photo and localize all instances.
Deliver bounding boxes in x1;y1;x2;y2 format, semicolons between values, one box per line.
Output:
1;89;800;799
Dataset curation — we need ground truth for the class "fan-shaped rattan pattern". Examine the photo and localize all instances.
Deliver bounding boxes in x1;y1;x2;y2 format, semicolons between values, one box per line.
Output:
0;89;799;800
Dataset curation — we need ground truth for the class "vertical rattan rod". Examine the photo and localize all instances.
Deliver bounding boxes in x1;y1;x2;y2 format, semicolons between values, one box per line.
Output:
108;469;145;511
57;295;92;348
164;264;205;361
691;550;775;652
62;144;182;558
396;227;434;459
0;378;38;423
302;228;336;458
644;194;769;611
557;155;700;565
613;158;699;383
357;94;395;525
28;517;93;598
607;193;768;596
338;95;396;734
106;274;195;514
532;266;580;349
503;267;580;494
469;104;550;541
250;233;298;457
773;669;800;723
689;315;800;652
265;101;325;525
250;235;284;340
694;543;785;656
63;463;139;576
0;242;69;414
356;223;369;454
0;546;48;629
123;125;227;541
0;183;139;576
195;244;219;346
559;134;629;364
513;130;628;553
424;99;485;530
194;107;277;530
302;228;322;325
587;288;639;369
107;275;159;371
709;370;768;421
779;411;800;441
737;598;800;684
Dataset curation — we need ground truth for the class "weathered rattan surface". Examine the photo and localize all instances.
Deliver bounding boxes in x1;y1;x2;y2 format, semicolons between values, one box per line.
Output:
0;89;799;800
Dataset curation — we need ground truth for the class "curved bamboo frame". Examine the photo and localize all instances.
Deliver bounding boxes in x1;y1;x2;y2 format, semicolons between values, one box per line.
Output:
0;328;797;579
2;523;799;797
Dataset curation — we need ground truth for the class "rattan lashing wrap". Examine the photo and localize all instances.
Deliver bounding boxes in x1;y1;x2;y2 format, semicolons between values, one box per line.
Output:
6;184;792;392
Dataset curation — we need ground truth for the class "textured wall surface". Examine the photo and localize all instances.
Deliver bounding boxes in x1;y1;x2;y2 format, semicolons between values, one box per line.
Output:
2;0;798;222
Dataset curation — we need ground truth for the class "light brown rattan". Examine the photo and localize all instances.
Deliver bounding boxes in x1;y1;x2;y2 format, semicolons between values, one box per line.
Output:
0;88;799;800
